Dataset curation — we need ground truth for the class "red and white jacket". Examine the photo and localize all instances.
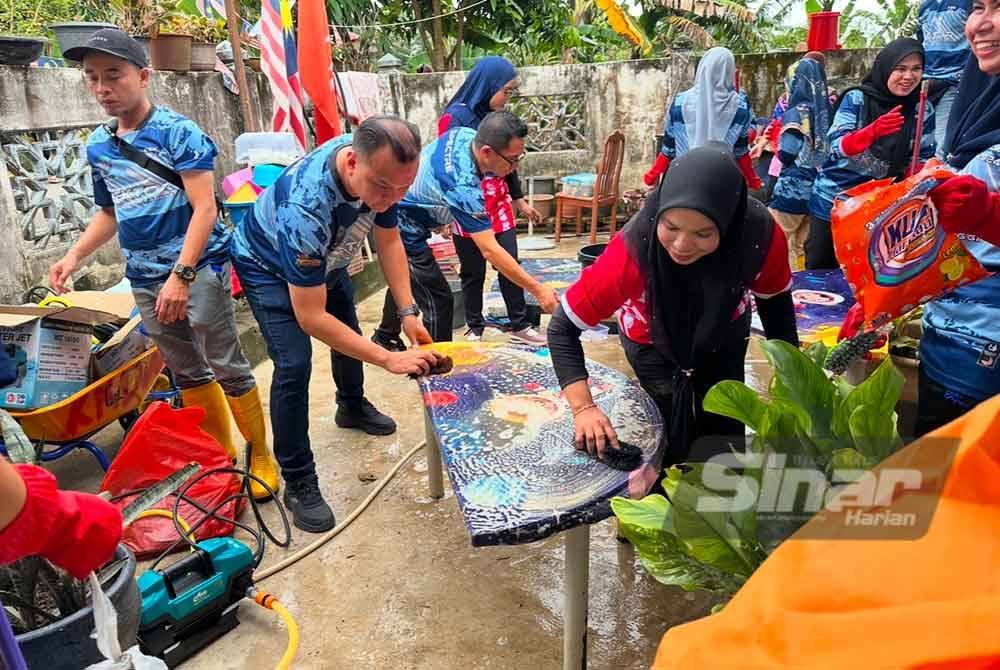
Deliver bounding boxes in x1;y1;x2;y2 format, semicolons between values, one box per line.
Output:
561;228;792;344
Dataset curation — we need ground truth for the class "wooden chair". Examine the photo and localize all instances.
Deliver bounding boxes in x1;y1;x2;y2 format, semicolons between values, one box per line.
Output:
554;129;626;244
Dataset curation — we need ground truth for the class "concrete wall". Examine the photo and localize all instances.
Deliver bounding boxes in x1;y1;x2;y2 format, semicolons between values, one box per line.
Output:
383;49;878;191
0;66;272;303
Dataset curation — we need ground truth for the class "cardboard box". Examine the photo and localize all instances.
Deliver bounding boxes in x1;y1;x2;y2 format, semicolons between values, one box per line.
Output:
0;305;124;410
90;315;151;379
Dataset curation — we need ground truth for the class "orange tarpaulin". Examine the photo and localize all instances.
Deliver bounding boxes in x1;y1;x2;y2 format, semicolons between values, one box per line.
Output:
653;395;1000;669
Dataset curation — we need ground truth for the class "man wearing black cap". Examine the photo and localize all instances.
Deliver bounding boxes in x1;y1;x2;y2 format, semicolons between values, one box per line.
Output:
48;29;280;501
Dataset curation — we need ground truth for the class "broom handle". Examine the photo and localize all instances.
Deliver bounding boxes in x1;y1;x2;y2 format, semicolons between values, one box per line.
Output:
910;81;929;174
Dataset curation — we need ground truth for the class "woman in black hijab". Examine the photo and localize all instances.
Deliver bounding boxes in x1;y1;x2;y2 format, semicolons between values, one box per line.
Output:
548;146;799;464
807;38;936;269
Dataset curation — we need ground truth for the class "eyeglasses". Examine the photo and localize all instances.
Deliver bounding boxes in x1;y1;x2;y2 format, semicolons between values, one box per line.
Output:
488;146;527;166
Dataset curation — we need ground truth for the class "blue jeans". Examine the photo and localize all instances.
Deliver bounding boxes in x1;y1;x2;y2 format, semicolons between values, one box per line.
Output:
235;261;365;482
934;84;957;159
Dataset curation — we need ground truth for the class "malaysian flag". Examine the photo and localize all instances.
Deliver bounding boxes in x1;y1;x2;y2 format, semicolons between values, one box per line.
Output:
260;0;307;151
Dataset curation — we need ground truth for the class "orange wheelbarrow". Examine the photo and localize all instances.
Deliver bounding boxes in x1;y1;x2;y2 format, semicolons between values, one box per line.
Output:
0;347;177;470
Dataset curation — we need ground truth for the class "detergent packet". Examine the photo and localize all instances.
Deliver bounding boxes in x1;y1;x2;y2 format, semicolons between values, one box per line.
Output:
831;160;990;330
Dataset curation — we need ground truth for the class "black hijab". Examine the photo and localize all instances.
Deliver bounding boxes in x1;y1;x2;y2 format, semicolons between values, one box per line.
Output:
835;38;925;179
622;146;773;451
943;54;1000;170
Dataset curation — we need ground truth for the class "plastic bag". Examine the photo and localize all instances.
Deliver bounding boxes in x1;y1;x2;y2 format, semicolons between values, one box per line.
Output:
85;572;167;670
100;401;245;559
831;160;990;330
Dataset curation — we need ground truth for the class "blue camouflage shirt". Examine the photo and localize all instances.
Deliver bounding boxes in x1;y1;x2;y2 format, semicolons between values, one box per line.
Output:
87;106;230;287
810;90;937;221
921;145;1000;402
917;0;972;84
658;90;754;159
231;134;396;287
396;127;495;254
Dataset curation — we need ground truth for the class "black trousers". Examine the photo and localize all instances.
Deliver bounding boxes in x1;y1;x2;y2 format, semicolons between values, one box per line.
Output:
620;330;748;466
452;228;529;333
915;366;977;438
375;247;454;343
805;215;839;270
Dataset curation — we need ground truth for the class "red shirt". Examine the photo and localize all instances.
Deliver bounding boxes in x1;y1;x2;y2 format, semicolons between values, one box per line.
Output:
561;227;792;344
451;174;517;238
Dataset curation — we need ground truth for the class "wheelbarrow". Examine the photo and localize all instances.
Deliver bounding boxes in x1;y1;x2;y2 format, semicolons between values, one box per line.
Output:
0;347;176;470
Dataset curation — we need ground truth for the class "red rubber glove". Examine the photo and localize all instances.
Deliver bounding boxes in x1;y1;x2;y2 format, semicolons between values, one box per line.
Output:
838;303;886;351
930;175;1000;246
644;154;671;186
736;153;764;190
0;464;122;579
840;105;905;156
766;118;781;146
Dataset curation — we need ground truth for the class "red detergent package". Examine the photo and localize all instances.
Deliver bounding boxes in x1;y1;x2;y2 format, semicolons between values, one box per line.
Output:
831;160;990;330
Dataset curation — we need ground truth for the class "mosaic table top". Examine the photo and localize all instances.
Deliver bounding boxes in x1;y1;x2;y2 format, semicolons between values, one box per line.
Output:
751;269;855;345
418;342;664;547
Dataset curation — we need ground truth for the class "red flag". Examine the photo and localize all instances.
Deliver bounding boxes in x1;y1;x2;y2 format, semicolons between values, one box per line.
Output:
297;0;341;142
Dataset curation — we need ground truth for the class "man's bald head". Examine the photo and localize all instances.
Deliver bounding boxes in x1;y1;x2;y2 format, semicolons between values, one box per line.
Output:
354;115;422;164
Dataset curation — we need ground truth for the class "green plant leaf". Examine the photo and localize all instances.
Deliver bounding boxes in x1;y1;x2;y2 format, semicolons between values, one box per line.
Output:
803;341;829;367
760;339;835;438
805;0;824;13
703;380;767;432
848;405;902;465
832;357;904;441
662;465;764;578
829;447;871;471
611;496;745;594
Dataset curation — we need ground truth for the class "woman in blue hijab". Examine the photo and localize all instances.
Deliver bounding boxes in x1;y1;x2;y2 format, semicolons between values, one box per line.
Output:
437;56;540;224
768;55;832;270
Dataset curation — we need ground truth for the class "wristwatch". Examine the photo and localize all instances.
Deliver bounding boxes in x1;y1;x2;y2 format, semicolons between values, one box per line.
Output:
397;303;421;319
172;263;197;283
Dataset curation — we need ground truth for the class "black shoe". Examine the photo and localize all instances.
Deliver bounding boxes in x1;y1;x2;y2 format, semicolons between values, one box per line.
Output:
282;475;336;533
371;331;407;352
335;398;397;436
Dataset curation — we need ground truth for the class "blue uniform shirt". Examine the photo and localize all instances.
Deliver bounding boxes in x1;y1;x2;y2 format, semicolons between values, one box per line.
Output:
658;90;754;159
810;90;937;221
87;106;230;287
396;127;494;254
917;0;972;84
771;131;824;215
231;134;397;287
921;144;1000;402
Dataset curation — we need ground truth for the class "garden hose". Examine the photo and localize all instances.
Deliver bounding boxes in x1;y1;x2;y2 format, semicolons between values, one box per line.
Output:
253;439;426;581
132;509;196;547
248;588;299;670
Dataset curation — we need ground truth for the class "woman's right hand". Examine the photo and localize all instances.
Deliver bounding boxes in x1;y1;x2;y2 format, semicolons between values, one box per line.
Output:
383;348;439;376
573;405;619;458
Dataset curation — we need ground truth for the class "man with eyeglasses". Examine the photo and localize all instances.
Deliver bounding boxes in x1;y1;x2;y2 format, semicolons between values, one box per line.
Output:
382;111;557;348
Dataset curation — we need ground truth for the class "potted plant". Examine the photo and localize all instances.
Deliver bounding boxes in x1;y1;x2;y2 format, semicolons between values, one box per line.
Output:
805;0;842;51
148;1;193;72
0;3;49;66
108;0;157;57
49;20;117;58
188;14;227;71
0;34;48;66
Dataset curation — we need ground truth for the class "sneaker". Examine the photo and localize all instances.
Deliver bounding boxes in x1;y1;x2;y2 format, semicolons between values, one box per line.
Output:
335;398;397;436
464;329;483;342
282;475;336;533
510;326;547;346
371;331;407;352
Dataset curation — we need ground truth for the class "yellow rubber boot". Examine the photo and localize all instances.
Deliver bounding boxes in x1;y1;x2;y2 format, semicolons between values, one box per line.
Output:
180;381;237;461
226;387;281;500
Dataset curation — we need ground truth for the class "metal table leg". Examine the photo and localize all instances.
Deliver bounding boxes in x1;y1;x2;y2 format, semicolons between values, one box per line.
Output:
564;523;590;670
423;410;444;499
